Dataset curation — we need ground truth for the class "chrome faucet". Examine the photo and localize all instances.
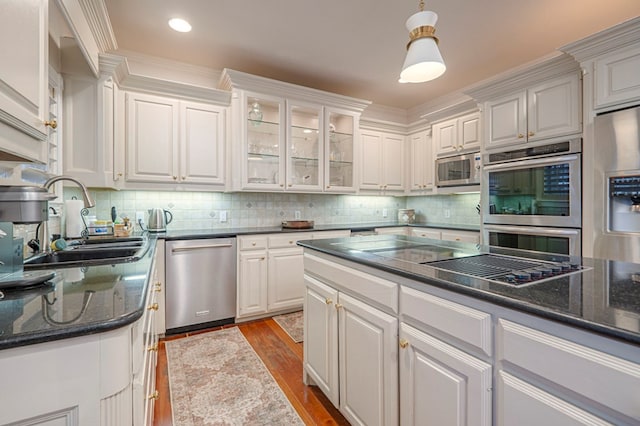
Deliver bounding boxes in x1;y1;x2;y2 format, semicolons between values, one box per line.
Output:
38;176;95;253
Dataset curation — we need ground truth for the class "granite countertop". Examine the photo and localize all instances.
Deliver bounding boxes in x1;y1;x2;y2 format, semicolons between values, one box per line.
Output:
298;235;640;345
0;243;155;350
159;221;480;240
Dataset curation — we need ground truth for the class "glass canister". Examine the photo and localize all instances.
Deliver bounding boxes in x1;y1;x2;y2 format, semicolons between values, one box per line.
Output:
398;209;415;224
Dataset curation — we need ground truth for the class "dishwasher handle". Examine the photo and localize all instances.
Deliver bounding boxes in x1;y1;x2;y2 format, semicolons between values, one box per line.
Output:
171;243;233;253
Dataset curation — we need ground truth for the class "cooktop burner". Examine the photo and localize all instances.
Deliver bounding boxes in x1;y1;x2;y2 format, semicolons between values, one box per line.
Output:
422;254;584;286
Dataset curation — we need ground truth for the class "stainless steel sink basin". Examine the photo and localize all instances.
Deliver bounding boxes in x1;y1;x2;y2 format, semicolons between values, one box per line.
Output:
24;236;149;269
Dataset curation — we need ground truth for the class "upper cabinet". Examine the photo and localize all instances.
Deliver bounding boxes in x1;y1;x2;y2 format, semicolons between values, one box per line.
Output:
433;111;481;156
359;128;406;193
0;0;49;162
408;129;434;194
220;69;369;193
466;54;582;152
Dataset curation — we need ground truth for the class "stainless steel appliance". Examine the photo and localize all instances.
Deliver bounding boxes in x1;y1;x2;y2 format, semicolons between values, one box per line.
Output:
481;139;582;255
435;152;482;187
593;106;640;263
165;238;236;333
147;208;173;232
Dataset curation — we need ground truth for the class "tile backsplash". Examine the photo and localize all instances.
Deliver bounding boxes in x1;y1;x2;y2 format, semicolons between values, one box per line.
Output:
14;189;481;251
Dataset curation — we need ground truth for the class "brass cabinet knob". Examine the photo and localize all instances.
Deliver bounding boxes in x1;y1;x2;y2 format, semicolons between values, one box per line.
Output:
325;298;333;305
173;176;177;180
147;303;159;311
399;338;410;349
260;257;265;261
154;286;162;293
148;390;159;400
335;303;343;310
326;185;331;189
44;120;57;129
280;184;284;187
182;176;186;180
517;133;524;139
288;183;293;187
147;344;158;352
528;131;535;137
289;240;294;244
117;173;123;177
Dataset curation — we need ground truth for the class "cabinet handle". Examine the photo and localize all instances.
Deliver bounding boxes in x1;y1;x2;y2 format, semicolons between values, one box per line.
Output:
154;286;162;293
252;242;256;246
44;120;57;129
335;303;343;310
288;183;293;187
517;133;524;139
289;240;294;244
147;303;159;311
399;338;410;349
280;184;284;187
148;390;159;400
147;344;158;352
260;257;265;261
528;131;535;137
117;173;123;177
326;185;330;189
325;298;333;305
182;176;186;180
173;176;177;180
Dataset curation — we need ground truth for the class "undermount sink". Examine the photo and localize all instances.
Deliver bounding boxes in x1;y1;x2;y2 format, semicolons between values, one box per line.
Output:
24;236;149;269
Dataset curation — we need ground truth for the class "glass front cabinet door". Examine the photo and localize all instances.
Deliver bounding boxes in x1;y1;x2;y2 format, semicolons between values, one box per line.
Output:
244;93;285;190
287;101;323;191
325;108;357;192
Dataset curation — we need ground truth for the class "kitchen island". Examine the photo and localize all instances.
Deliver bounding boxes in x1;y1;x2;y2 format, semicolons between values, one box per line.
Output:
299;234;640;426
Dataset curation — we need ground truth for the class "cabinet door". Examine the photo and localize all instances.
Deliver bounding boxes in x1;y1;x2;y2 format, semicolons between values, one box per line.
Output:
287;101;323;192
0;0;48;161
304;275;339;406
268;247;304;311
441;230;480;243
180;102;226;185
411;228;442;240
360;130;383;190
595;45;640;109
339;292;398;426
433;119;458;156
497;372;610;426
326;108;357;193
485;92;527;149
125;92;179;183
399;323;492;426
459;112;481;151
237;251;268;318
409;131;434;192
382;133;405;191
527;74;581;142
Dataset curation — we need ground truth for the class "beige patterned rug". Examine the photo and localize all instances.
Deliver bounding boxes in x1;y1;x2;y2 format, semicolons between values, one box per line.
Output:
272;311;304;343
165;327;304;426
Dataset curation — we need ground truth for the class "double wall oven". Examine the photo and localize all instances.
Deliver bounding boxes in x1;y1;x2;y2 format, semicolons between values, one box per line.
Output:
481;138;582;256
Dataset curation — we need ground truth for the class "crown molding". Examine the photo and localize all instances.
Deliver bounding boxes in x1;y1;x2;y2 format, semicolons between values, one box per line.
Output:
420;98;478;123
78;0;117;52
561;16;640;63
359;117;408;134
219;69;371;113
98;53;129;83
464;52;580;102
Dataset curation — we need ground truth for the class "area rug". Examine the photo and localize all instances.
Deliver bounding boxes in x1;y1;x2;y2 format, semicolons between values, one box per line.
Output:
165;327;304;426
272;311;304;343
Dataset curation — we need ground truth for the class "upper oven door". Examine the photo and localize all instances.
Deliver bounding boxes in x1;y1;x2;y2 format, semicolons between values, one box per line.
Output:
435;153;481;187
482;153;581;227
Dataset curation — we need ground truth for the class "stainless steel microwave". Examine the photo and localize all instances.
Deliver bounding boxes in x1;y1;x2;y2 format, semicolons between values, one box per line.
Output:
435;152;482;187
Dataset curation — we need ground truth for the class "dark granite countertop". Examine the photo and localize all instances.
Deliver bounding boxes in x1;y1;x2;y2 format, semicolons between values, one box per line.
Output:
0;242;155;350
298;235;640;345
158;221;480;240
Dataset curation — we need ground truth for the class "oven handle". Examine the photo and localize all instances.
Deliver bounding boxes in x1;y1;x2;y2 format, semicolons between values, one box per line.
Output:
483;224;581;236
483;154;579;171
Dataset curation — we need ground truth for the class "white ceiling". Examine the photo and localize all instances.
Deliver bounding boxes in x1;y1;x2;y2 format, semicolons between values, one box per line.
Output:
103;0;640;109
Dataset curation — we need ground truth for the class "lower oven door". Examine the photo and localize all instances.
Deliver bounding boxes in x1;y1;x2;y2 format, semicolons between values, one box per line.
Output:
482;153;581;227
483;224;581;256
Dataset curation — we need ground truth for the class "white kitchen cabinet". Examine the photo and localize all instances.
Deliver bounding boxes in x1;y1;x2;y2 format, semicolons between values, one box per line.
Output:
237;249;269;318
304;270;398;426
375;227;409;236
485;73;581;149
125;91;226;188
399;323;492;426
433;111;481;156
0;0;49;163
594;45;640;111
408;129;435;193
410;227;442;240
360;129;405;192
410;227;481;244
268;246;305;311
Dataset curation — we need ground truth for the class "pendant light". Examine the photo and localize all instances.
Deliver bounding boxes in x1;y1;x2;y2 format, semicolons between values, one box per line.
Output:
399;0;446;83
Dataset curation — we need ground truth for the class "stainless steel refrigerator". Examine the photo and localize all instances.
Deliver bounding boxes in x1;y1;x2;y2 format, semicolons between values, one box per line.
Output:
593;106;640;263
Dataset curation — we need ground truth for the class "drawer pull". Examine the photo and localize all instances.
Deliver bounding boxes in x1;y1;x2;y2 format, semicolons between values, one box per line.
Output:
399;338;410;349
252;242;256;246
325;298;333;305
528;131;535;137
289;240;294;244
148;390;159;400
518;133;524;139
147;303;159;311
147;344;158;352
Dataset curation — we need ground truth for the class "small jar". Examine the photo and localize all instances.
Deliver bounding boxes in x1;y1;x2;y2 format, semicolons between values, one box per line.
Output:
398;209;415;224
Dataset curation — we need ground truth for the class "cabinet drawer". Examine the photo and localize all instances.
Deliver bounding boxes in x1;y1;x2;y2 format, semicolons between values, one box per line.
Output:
312;230;350;240
268;232;313;249
441;230;480;243
498;319;640;421
304;252;398;313
238;235;267;250
401;286;492;357
410;228;441;239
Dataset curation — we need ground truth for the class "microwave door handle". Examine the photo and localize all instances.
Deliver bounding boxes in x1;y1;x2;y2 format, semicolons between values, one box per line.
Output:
483;154;580;171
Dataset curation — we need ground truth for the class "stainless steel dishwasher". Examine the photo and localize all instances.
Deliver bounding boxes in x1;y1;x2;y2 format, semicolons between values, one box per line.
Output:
165;237;236;333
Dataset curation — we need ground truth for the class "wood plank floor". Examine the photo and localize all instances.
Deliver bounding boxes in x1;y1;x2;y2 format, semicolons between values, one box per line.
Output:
153;317;349;425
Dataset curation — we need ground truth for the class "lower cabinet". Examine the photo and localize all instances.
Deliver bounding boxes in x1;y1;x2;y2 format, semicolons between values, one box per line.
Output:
410;227;480;243
304;273;398;426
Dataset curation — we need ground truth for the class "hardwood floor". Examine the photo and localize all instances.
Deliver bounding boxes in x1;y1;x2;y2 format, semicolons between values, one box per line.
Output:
153;317;349;425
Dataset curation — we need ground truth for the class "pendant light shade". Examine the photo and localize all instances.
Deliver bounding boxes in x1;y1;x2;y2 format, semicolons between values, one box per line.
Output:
399;5;446;83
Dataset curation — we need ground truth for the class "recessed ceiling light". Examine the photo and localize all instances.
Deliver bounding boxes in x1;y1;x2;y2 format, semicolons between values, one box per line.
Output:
168;18;192;33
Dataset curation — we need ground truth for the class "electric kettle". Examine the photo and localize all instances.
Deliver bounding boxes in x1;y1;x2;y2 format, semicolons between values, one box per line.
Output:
147;208;173;232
